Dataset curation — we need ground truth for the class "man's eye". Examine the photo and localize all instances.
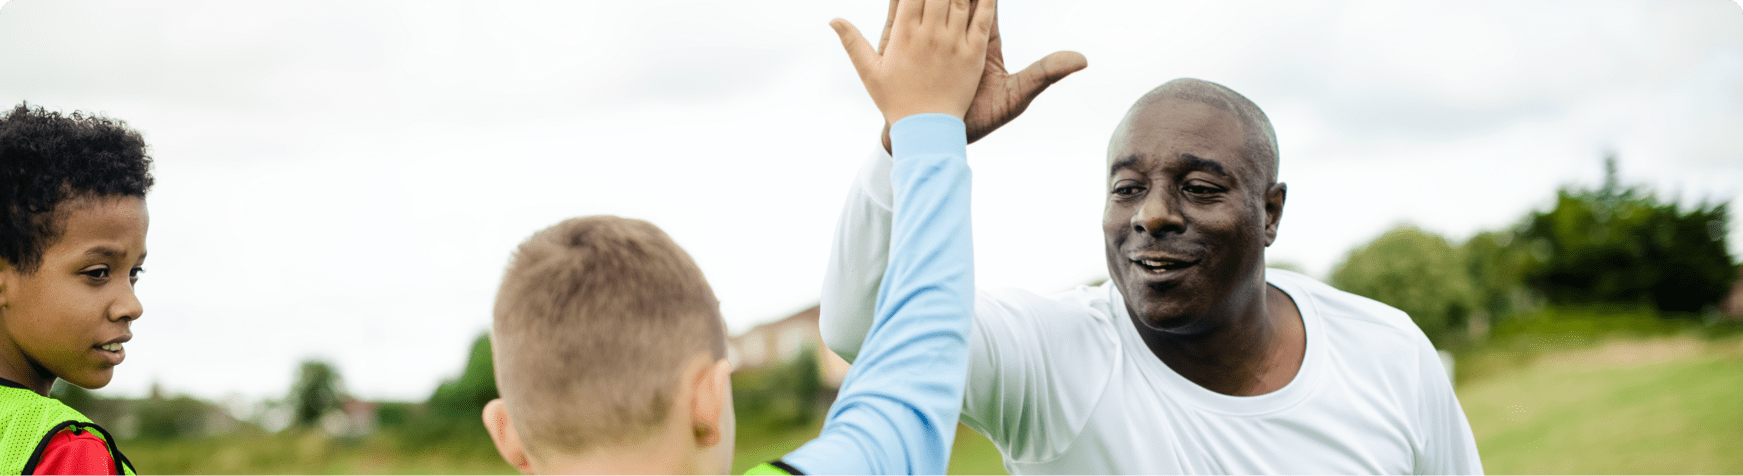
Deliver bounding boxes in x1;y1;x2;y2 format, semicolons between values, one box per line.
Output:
1184;184;1220;195
1112;185;1145;197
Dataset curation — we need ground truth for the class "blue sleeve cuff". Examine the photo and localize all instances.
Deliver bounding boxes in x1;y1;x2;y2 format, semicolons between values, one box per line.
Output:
890;114;966;164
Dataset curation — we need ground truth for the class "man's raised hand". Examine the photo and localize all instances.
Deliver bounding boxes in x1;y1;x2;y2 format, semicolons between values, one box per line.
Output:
831;0;997;125
875;0;1088;150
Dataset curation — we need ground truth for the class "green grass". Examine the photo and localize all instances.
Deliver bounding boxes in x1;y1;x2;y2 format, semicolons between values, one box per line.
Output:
1460;335;1743;474
728;418;1007;475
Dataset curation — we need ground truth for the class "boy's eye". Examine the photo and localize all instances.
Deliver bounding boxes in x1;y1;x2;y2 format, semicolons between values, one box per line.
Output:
81;268;110;279
129;267;144;284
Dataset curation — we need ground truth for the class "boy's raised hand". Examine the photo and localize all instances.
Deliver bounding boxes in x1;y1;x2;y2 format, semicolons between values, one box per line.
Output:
831;0;996;124
873;0;1087;149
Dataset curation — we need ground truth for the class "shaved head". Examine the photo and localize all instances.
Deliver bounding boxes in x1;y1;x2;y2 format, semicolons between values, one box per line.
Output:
1117;78;1279;186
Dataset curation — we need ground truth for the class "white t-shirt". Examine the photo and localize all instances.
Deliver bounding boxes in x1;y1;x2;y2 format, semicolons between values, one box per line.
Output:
822;150;1484;474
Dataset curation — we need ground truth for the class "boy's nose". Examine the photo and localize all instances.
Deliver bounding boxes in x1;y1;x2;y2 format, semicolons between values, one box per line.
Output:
110;287;143;322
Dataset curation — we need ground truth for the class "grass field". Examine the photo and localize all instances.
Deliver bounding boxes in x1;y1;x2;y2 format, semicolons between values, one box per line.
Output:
1462;334;1743;474
116;332;1743;474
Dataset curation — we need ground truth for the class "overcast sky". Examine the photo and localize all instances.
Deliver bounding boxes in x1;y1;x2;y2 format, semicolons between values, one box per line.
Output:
2;0;1739;402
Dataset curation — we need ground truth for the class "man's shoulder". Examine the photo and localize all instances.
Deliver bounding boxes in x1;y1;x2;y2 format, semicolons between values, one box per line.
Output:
976;282;1120;328
1266;269;1431;348
972;283;1125;362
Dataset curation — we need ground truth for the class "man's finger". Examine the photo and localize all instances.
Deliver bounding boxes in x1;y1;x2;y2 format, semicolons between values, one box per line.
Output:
1012;50;1088;92
831;19;879;81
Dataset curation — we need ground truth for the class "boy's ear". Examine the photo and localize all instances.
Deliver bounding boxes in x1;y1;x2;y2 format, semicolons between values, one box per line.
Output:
482;398;534;474
0;261;14;309
689;359;733;448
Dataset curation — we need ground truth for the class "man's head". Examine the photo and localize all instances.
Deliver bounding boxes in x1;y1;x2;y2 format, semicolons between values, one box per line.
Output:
485;215;734;474
1102;79;1285;333
0;103;153;394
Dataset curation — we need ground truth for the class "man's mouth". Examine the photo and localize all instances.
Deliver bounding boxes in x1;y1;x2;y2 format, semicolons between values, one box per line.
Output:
1130;255;1197;272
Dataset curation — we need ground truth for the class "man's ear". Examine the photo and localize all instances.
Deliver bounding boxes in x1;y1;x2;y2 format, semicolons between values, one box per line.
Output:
689;359;733;448
483;398;534;474
1263;182;1287;247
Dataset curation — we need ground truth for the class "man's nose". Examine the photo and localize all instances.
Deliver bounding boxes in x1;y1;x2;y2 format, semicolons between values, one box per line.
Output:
1132;191;1185;236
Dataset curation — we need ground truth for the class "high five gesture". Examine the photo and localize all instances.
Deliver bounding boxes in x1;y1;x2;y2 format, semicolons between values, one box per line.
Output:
830;0;998;124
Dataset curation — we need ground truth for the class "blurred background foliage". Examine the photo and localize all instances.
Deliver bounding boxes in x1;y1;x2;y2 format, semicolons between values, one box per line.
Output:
52;155;1743;474
1332;154;1738;350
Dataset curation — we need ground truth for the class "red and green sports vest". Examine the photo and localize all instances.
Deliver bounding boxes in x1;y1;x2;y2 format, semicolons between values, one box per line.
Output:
744;460;802;475
0;385;134;475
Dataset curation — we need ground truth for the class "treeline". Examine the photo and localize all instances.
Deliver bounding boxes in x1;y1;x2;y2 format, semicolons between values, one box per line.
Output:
1329;155;1737;349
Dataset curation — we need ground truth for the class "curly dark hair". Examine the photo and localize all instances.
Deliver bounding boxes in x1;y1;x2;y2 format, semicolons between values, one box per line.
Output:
0;102;155;273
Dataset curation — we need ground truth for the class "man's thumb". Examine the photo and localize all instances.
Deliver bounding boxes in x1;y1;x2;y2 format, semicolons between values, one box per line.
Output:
1012;50;1088;97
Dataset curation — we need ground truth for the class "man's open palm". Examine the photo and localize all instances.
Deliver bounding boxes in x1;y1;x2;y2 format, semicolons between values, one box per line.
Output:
877;0;1088;149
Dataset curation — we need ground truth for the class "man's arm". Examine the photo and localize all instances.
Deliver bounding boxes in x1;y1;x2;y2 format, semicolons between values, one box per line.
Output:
1412;342;1484;475
819;1;1085;361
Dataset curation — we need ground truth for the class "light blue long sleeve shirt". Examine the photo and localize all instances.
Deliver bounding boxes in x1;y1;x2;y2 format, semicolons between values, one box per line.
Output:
779;114;974;475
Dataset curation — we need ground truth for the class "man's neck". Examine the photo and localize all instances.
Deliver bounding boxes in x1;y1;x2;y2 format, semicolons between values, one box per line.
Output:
1132;281;1305;396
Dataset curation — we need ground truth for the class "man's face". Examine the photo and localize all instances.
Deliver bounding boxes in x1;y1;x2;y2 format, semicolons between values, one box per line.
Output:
0;196;148;392
1103;98;1278;332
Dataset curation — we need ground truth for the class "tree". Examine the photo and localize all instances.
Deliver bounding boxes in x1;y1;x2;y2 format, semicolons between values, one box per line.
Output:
1331;225;1477;348
1462;229;1533;328
393;333;499;450
428;333;497;418
1518;154;1734;314
290;360;344;428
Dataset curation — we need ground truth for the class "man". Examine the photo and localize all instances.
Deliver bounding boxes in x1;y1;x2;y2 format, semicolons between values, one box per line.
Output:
819;9;1483;475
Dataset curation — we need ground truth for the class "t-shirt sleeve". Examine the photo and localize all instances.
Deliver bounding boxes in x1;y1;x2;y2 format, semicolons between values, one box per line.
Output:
782;114;975;475
1412;344;1484;475
32;428;115;475
818;147;895;363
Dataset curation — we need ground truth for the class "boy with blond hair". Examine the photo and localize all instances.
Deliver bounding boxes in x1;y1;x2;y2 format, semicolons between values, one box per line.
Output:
480;0;997;473
0;103;150;475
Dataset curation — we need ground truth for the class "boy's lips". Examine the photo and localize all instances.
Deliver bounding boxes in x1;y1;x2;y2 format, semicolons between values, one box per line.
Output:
94;335;130;365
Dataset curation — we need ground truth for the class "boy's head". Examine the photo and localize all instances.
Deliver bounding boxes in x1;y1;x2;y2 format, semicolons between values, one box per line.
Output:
0;103;153;395
484;215;735;474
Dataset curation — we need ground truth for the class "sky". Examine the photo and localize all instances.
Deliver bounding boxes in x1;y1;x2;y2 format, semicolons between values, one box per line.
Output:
1;0;1739;403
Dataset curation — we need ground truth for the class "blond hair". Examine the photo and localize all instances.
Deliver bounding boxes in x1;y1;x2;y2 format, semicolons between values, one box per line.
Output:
491;215;726;457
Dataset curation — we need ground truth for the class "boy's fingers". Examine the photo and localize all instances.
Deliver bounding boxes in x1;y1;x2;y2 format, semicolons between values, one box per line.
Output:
969;0;997;39
947;0;971;33
894;0;922;31
830;19;878;80
922;0;948;30
877;0;899;52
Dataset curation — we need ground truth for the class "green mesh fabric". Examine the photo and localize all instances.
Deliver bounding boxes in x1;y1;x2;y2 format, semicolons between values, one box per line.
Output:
743;462;797;475
0;385;133;475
